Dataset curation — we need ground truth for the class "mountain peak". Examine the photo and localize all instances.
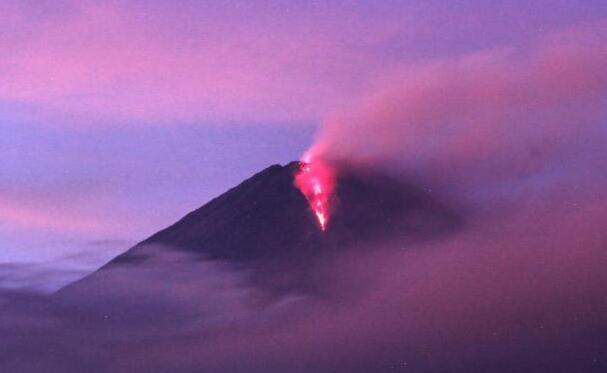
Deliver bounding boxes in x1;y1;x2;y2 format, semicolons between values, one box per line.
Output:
58;161;459;296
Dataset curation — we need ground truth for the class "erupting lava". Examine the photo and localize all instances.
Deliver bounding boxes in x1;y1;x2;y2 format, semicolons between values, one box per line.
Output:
294;153;336;231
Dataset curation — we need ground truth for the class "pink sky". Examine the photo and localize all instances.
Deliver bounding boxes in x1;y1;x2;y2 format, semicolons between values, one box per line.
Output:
3;1;605;126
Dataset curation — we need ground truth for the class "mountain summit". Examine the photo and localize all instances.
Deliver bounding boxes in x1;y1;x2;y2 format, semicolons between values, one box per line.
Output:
58;161;459;297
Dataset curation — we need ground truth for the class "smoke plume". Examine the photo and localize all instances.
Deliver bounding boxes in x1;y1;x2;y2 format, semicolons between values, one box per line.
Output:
311;27;607;206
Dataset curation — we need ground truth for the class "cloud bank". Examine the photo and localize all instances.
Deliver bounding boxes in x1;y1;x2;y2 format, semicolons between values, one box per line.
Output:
1;192;606;372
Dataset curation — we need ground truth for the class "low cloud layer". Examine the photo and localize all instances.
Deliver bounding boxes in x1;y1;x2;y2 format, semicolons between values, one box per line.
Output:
1;191;606;372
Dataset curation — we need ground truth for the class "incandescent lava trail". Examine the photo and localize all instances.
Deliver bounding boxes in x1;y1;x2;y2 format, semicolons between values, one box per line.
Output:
294;152;336;231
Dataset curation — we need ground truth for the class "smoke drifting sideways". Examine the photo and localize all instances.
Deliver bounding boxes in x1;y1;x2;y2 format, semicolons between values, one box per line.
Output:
313;26;607;209
3;25;607;373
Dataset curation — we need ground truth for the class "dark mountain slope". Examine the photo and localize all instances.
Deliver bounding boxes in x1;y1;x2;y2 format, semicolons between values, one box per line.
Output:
57;161;460;297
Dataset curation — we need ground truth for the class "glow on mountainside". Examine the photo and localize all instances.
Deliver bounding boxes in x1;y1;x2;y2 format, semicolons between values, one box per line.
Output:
294;153;335;231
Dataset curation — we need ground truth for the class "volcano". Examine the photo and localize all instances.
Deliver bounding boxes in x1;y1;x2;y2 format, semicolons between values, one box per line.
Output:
57;161;459;299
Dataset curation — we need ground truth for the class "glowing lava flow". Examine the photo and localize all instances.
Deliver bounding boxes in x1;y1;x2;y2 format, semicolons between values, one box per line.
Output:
294;154;335;231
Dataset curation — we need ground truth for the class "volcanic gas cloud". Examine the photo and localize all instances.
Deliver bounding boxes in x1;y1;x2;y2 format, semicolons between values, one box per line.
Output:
294;151;335;230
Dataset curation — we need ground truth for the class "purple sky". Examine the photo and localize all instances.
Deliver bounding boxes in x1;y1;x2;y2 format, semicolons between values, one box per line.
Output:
2;0;607;289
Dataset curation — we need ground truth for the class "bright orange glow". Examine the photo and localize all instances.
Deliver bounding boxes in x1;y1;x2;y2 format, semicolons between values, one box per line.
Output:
294;153;335;231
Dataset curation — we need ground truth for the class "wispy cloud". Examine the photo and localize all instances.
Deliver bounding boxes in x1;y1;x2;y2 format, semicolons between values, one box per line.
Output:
0;1;404;125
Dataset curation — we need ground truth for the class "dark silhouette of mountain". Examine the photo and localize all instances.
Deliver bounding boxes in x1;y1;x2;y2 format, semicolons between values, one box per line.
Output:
57;161;460;298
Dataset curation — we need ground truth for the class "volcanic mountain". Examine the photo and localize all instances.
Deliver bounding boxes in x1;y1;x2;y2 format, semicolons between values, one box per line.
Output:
57;161;460;301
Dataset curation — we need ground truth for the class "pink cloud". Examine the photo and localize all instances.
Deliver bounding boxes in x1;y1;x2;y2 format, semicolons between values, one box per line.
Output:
2;2;605;129
0;186;140;235
0;1;405;125
0;192;101;234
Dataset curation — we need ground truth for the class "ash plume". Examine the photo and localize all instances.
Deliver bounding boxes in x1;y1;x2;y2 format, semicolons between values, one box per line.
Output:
310;27;607;208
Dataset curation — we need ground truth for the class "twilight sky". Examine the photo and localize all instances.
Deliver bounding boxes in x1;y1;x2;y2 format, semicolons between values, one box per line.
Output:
2;0;607;291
